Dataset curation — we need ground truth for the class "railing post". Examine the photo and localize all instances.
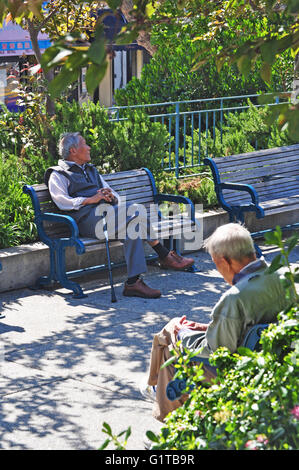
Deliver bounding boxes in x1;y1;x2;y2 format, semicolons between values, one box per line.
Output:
175;102;180;178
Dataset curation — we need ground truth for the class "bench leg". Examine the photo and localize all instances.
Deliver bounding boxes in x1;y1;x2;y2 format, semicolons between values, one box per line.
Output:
34;247;57;290
56;244;87;299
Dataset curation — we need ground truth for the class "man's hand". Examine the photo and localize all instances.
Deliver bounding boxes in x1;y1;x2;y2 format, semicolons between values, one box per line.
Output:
82;188;117;206
173;315;208;336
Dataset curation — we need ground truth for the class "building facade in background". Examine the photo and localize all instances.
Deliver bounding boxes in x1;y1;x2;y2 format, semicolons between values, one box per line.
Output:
0;8;150;111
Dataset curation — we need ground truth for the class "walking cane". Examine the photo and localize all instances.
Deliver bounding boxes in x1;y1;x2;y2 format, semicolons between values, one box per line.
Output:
103;216;117;303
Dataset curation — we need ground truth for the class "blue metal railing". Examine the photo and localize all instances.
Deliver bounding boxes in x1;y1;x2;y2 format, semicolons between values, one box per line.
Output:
108;93;289;178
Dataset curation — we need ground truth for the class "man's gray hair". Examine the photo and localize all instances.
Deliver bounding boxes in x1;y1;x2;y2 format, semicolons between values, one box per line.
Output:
58;132;81;160
204;223;255;261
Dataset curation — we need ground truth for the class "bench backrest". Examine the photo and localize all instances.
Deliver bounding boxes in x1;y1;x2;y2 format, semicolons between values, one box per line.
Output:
28;168;156;239
210;144;299;205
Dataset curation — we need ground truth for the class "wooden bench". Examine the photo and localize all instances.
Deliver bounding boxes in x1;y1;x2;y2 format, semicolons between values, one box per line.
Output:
23;167;199;300
204;144;299;253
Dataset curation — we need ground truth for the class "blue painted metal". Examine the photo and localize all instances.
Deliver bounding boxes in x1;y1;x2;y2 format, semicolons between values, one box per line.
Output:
203;157;265;224
23;184;87;299
166;323;269;401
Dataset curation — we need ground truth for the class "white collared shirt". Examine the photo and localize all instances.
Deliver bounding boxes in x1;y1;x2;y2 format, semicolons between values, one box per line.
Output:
48;162;121;211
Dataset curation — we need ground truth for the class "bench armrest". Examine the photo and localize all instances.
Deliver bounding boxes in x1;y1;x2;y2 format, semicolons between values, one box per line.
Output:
40;213;85;254
154;193;195;220
41;212;80;238
219;182;259;205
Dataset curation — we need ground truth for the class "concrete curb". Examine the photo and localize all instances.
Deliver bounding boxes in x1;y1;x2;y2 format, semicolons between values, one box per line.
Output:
0;206;298;293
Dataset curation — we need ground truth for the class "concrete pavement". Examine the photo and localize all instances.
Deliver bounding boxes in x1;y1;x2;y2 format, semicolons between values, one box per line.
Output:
0;243;298;450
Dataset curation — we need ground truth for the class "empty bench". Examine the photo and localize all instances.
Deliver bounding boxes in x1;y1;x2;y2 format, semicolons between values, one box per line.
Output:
23;167;199;300
204;144;299;252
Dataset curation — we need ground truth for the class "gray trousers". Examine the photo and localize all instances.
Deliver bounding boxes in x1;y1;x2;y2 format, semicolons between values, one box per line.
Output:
77;203;157;278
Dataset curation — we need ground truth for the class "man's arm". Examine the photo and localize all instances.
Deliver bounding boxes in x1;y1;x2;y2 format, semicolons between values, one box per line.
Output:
179;292;243;356
48;171;112;210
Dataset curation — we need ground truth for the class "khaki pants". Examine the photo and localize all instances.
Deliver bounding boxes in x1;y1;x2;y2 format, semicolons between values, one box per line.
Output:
147;318;216;422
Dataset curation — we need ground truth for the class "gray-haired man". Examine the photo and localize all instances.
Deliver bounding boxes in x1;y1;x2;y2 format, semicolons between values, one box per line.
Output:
45;132;194;299
142;223;290;421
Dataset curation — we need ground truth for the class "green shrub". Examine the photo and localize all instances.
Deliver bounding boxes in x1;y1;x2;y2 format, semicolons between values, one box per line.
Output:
0;153;37;247
156;172;217;209
111;110;169;176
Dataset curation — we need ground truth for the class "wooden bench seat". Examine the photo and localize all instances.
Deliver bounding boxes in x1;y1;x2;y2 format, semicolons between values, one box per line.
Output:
23;167;199;300
204;144;299;251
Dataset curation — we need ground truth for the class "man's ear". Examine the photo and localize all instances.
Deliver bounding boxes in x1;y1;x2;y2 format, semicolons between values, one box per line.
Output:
223;256;232;267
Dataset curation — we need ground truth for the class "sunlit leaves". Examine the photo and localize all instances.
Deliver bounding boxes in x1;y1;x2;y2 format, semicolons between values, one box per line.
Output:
85;60;108;94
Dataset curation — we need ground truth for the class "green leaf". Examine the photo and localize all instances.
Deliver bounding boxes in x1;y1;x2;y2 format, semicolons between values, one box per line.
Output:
85;61;108;95
160;355;177;369
102;422;112;435
146;431;159;443
266;254;283;274
271;427;285;442
286;234;299;254
87;39;106;66
237;347;255;357
236;55;252;77
41;46;62;71
47;49;73;68
48;66;79;98
125;427;132;440
98;438;110;450
260;62;272;84
260;41;276;64
116;29;139;46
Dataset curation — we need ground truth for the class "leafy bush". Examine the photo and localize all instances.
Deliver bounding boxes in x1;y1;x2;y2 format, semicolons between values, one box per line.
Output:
0;152;37;247
156;172;217;209
111;110;169;176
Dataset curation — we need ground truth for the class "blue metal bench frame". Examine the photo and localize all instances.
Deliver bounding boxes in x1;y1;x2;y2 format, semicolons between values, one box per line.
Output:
166;323;269;401
203;145;299;256
23;167;199;300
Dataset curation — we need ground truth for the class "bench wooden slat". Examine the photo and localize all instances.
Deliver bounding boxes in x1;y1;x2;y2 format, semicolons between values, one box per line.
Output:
215;149;299;170
212;144;299;164
219;160;299;182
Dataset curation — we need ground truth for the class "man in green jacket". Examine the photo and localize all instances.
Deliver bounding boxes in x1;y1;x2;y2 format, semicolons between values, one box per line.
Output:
141;223;290;422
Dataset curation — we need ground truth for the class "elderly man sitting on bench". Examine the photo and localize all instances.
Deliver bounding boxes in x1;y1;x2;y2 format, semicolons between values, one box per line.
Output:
45;132;194;300
140;223;290;422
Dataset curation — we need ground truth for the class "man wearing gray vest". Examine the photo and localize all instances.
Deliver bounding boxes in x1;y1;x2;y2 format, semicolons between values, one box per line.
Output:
45;132;194;299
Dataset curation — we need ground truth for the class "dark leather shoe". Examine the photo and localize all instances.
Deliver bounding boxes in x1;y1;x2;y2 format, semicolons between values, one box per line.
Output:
123;278;161;298
160;250;194;270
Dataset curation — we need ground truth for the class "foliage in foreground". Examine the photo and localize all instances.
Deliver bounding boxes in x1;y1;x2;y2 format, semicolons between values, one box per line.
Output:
99;229;299;450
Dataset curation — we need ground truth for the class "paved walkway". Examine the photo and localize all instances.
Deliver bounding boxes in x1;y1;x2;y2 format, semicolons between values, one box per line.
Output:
0;243;298;450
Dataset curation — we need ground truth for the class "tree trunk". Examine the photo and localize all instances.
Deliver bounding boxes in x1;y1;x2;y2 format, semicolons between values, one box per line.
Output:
27;19;56;115
120;0;157;56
